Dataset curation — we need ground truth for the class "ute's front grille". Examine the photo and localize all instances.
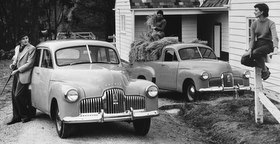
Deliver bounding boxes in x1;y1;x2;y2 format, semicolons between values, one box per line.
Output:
209;78;222;87
79;89;146;114
233;78;244;85
80;97;102;113
222;73;234;87
125;95;145;110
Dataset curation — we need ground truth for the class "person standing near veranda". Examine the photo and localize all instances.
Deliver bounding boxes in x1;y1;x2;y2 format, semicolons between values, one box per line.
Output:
241;3;279;80
151;10;167;41
7;33;36;125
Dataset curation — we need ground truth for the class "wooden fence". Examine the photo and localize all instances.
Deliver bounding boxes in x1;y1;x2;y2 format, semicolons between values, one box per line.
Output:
254;67;280;124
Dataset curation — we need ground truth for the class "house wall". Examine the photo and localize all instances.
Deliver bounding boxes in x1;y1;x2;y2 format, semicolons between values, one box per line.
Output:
182;15;197;43
229;0;280;92
115;0;133;61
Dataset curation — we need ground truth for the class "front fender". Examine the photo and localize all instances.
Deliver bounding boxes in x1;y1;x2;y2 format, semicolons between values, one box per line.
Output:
49;82;85;119
125;79;158;111
177;69;209;92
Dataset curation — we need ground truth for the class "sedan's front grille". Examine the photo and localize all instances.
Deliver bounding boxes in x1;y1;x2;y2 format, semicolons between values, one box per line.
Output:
79;89;146;114
103;88;125;113
125;95;145;110
80;97;102;113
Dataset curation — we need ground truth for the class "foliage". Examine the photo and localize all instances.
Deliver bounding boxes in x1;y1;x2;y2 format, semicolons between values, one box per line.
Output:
179;96;280;144
129;37;179;63
0;0;115;59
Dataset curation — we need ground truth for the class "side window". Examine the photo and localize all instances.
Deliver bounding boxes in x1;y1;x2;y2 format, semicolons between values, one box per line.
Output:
34;48;41;67
164;49;177;62
41;49;53;68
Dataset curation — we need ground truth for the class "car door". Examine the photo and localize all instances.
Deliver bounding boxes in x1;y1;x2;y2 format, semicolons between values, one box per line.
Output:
156;48;179;90
32;48;53;113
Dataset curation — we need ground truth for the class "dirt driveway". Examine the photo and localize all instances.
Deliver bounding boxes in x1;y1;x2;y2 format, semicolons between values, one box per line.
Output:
0;93;206;144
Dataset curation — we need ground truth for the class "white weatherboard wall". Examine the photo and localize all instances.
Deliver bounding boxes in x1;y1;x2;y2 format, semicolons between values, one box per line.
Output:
182;15;197;43
115;0;133;61
229;0;280;92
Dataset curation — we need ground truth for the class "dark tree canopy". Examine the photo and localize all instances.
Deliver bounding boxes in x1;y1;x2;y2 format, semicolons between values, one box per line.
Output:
0;0;115;59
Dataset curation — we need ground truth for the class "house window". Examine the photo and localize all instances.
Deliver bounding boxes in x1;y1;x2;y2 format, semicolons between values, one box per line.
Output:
121;15;126;33
246;17;256;49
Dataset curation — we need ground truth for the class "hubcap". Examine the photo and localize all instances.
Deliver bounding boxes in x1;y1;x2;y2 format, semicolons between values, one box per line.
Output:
187;85;195;101
56;110;62;131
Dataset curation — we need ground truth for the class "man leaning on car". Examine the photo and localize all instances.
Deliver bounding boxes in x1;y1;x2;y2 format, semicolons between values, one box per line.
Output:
7;33;36;125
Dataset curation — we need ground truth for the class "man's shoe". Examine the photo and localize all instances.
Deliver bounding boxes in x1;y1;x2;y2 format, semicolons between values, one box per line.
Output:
7;118;21;125
21;117;31;123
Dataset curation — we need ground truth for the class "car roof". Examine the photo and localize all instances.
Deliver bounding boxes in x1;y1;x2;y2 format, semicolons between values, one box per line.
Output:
166;43;211;50
37;39;115;51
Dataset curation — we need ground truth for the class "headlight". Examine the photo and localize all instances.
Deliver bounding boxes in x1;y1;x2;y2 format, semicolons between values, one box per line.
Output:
146;85;158;98
65;89;79;102
243;70;251;79
200;72;209;80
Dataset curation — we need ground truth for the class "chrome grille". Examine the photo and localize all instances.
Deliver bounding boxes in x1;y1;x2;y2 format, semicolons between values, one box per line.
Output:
125;95;145;110
222;73;234;87
79;89;146;114
209;78;222;87
103;88;125;114
80;97;102;113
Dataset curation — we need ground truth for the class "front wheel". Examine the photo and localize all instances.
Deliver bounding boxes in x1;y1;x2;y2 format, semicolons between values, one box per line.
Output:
133;118;151;136
55;105;71;138
183;81;199;102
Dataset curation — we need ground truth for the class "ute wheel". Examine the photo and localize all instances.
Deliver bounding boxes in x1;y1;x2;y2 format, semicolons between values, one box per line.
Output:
183;81;199;102
55;105;71;138
133;118;151;136
137;76;146;80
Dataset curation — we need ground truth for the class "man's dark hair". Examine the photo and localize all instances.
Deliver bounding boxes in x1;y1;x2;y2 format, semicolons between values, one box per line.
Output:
157;10;163;15
17;32;29;42
254;3;269;17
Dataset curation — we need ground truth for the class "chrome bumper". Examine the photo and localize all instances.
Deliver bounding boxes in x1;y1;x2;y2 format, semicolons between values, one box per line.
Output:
199;85;251;92
63;108;159;124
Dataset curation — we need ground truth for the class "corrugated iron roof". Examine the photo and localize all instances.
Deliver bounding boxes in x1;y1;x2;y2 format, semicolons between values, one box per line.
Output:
201;0;229;7
130;0;201;9
129;0;229;9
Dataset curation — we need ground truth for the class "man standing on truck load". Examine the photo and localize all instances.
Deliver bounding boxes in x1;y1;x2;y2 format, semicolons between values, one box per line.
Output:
151;10;167;41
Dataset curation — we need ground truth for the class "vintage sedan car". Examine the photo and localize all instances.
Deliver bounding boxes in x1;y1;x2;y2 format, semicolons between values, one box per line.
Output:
29;39;159;138
129;43;251;101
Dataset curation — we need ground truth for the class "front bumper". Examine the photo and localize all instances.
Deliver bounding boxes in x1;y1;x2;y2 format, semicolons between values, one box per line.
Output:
63;108;159;124
199;85;251;92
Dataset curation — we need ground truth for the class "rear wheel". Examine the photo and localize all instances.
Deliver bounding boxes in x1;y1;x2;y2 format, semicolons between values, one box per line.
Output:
133;118;151;136
137;75;146;80
55;105;71;138
183;81;199;102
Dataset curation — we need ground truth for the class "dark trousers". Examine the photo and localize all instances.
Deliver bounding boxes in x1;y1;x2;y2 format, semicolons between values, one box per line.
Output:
241;39;273;70
11;73;30;119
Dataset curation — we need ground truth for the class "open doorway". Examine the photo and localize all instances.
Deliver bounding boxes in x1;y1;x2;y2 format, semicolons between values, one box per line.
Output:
164;15;182;42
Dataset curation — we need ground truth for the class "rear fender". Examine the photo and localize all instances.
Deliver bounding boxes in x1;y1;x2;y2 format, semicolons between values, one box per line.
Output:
130;65;155;81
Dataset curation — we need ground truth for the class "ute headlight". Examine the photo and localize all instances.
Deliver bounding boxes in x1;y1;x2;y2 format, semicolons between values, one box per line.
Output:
146;85;158;98
200;72;209;80
65;89;79;102
243;70;251;79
